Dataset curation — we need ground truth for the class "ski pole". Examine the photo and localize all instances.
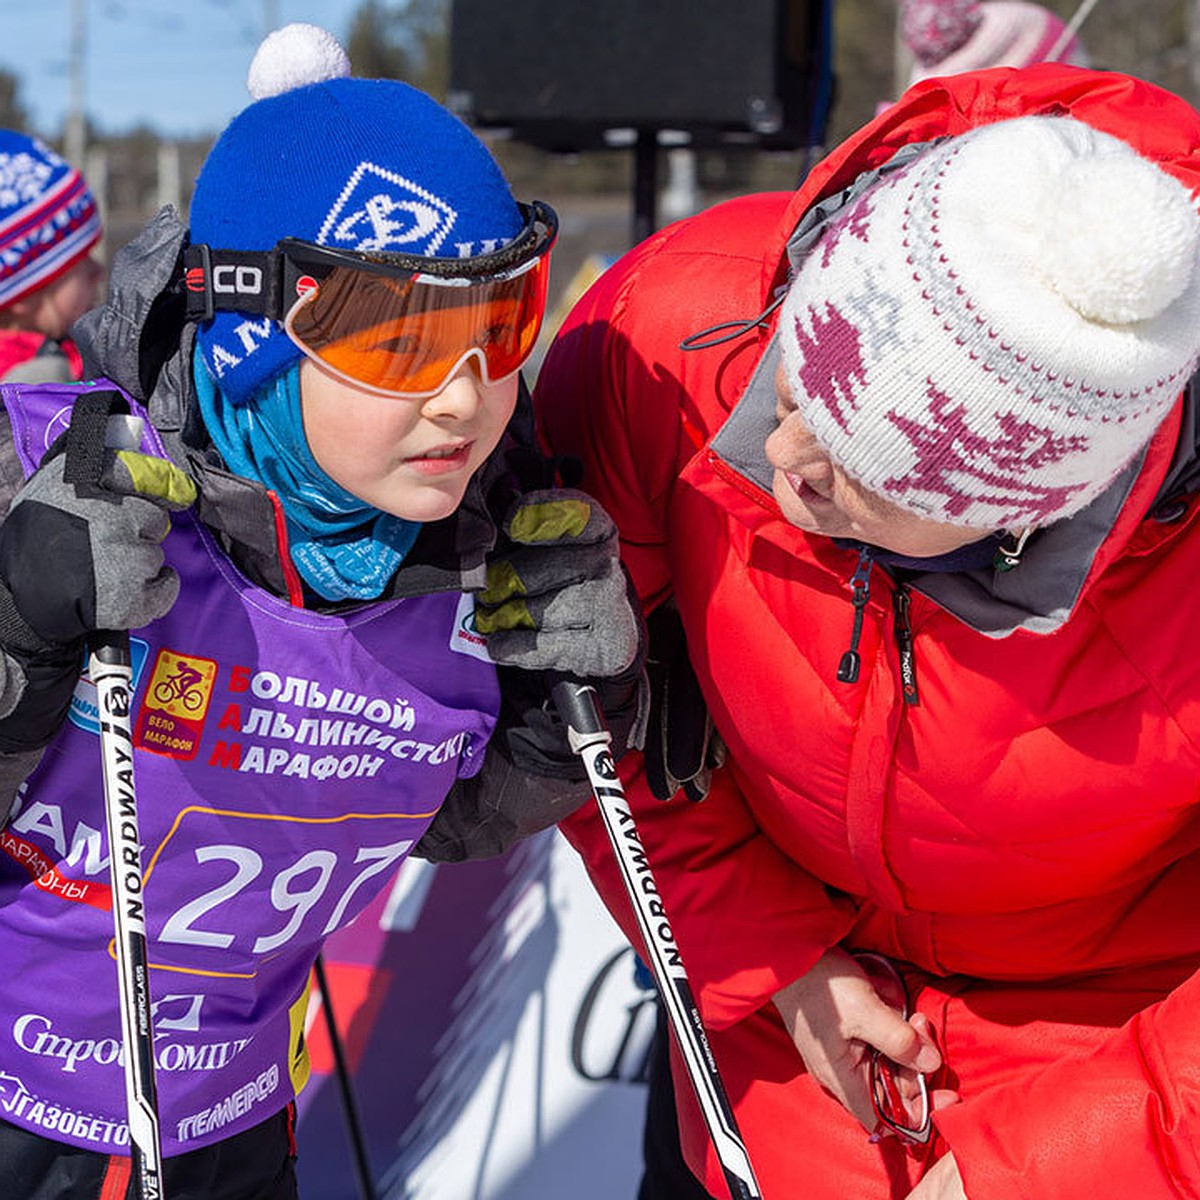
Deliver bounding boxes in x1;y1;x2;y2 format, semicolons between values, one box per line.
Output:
64;393;165;1199
92;629;164;1200
551;680;762;1200
313;954;378;1200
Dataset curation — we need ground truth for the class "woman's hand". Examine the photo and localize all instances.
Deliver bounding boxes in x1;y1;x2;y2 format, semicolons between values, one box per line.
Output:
908;1152;967;1200
771;947;946;1134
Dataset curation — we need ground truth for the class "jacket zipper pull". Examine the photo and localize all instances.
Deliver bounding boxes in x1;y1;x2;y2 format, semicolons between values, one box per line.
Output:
837;548;874;684
892;584;920;706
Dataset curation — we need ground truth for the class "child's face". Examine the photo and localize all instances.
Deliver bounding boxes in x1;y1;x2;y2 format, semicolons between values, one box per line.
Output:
299;358;519;523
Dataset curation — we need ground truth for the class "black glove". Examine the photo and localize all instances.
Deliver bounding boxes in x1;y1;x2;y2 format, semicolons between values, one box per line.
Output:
1;416;195;644
643;602;725;802
0;406;196;752
475;488;647;781
491;652;647;783
0;619;88;754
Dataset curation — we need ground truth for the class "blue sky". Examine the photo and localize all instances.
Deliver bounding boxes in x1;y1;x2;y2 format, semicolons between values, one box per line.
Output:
0;0;367;138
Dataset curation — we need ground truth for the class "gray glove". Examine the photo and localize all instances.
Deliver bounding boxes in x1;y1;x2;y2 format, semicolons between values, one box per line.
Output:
474;488;640;677
473;488;647;784
0;428;197;645
0;419;195;755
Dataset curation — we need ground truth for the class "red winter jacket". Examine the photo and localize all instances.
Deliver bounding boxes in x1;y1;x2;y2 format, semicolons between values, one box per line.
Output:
0;330;83;384
537;66;1200;1200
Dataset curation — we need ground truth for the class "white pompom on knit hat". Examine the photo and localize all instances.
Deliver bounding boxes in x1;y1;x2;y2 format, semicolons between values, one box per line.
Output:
778;115;1200;531
246;22;351;99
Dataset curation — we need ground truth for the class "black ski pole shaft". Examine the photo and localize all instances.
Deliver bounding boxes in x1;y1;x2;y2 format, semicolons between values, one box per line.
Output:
92;630;164;1200
551;680;763;1200
313;954;378;1200
66;394;165;1199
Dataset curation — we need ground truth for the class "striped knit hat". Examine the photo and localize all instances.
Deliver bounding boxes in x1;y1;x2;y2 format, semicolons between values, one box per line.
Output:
0;131;101;310
778;116;1200;531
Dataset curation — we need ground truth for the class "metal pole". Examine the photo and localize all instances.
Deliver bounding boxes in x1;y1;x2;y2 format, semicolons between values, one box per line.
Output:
632;129;659;247
313;955;378;1200
65;0;86;166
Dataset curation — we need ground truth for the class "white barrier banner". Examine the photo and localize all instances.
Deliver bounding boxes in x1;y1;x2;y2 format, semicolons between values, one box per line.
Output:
296;830;656;1200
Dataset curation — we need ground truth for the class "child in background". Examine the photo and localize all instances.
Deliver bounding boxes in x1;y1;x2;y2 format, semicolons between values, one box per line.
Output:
901;0;1089;87
0;130;103;383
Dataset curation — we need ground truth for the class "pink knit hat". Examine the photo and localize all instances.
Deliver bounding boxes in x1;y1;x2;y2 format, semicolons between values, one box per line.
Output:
778;116;1200;531
902;0;1087;86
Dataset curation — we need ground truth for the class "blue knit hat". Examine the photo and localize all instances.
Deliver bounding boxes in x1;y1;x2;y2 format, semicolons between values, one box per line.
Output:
189;24;524;405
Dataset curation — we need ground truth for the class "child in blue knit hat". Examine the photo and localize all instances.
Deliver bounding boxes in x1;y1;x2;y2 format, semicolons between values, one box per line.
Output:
0;24;644;1199
0;130;104;384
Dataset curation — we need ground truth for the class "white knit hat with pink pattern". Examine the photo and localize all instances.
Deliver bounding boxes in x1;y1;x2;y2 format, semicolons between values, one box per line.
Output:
778;115;1200;530
903;1;1088;87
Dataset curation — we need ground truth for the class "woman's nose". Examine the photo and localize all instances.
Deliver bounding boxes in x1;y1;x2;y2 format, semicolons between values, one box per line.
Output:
767;409;822;466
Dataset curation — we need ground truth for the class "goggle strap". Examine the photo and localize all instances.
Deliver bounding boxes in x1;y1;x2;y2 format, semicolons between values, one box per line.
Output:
182;201;558;326
183;244;282;323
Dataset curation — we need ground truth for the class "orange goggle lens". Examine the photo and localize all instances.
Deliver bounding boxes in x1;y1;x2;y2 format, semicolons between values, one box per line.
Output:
284;251;550;398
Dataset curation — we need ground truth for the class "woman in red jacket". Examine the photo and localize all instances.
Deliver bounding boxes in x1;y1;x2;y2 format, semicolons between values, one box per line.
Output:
535;66;1200;1200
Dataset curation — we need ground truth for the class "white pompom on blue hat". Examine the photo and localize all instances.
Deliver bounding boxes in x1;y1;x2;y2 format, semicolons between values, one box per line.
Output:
246;23;350;99
190;23;524;405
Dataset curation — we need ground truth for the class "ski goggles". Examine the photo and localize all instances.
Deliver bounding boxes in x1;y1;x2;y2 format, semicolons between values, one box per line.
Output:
183;200;557;398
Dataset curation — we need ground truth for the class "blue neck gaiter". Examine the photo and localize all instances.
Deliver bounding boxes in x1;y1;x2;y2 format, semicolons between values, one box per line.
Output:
193;349;421;601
